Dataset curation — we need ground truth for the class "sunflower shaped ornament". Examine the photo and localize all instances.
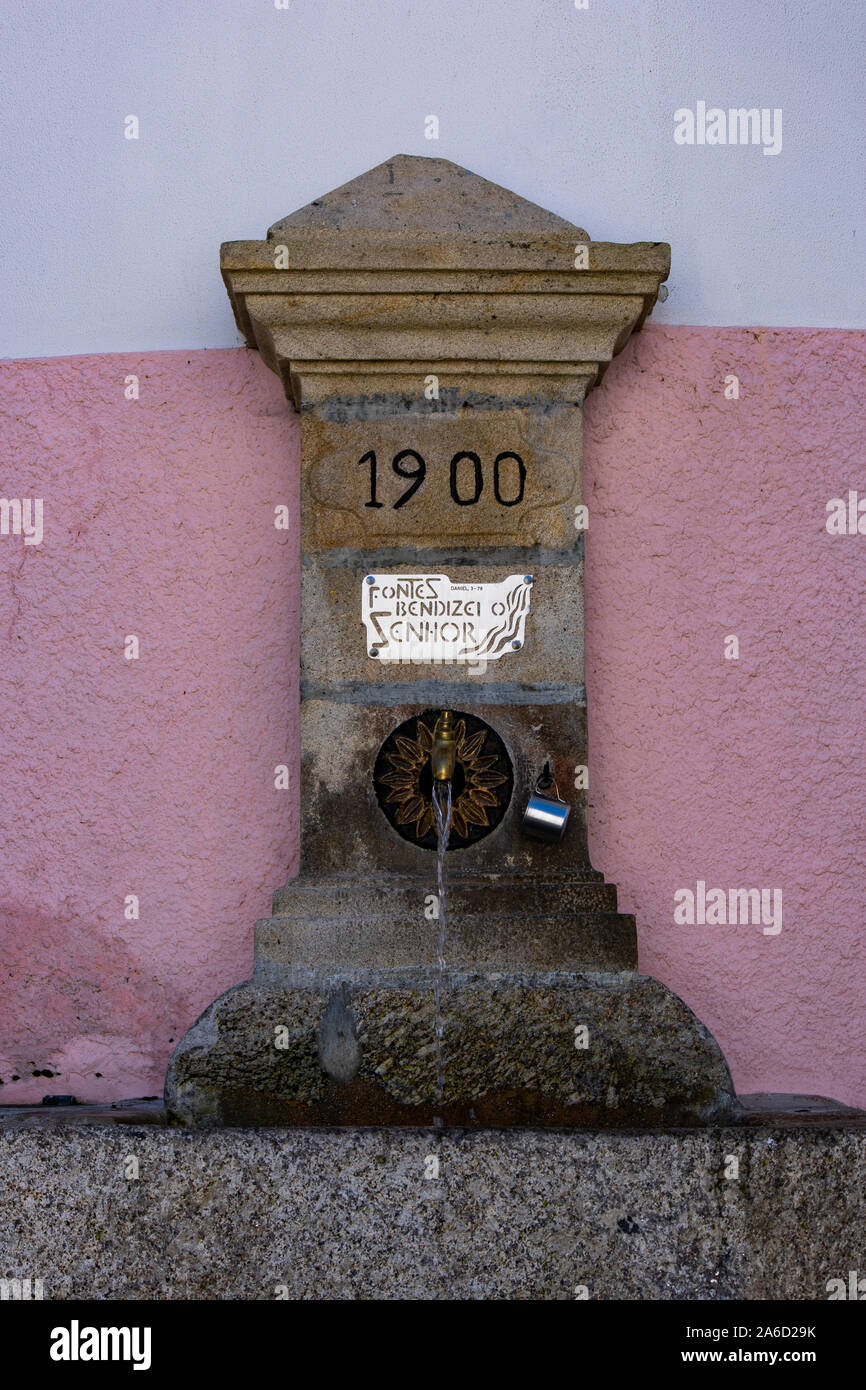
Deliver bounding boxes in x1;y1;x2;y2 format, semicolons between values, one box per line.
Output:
373;710;514;850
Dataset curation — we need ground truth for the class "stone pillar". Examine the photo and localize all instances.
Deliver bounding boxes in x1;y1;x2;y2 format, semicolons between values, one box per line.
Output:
166;156;736;1126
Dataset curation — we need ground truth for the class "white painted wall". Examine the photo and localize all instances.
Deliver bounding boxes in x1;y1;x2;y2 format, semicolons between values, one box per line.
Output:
1;0;863;357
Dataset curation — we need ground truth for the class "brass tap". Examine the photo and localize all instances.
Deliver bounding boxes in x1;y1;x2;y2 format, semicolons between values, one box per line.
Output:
431;710;457;782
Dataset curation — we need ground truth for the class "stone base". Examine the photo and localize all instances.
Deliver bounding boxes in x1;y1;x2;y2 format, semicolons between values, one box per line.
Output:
2;1099;864;1300
165;969;737;1128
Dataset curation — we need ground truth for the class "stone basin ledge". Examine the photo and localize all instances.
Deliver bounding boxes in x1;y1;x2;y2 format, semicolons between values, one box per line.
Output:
0;1096;863;1300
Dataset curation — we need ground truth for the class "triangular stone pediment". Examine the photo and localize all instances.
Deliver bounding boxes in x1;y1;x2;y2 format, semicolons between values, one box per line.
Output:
267;154;589;242
222;154;669;404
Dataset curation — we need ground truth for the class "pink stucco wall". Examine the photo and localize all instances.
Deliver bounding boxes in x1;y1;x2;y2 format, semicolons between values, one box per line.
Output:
1;327;864;1107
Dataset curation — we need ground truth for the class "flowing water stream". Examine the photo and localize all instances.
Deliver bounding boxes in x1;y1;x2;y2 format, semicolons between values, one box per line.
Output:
431;779;453;1102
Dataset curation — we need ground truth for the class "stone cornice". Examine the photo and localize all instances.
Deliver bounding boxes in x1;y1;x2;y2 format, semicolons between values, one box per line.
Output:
220;156;670;408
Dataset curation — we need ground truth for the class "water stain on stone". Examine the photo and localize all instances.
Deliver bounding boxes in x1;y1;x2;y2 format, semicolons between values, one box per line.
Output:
317;985;361;1083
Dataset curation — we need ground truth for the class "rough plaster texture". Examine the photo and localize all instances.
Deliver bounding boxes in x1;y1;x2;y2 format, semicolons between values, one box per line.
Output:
0;1113;864;1300
1;326;864;1106
583;325;866;1108
0;350;300;1102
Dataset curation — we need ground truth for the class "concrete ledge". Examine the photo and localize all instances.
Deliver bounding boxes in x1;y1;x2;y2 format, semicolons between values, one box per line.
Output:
0;1098;863;1300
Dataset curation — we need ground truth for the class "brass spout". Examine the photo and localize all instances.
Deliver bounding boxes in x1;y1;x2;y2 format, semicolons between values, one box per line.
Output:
431;710;457;782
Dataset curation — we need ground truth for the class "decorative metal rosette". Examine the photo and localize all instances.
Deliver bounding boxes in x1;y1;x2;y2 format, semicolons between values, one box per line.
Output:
373;709;513;851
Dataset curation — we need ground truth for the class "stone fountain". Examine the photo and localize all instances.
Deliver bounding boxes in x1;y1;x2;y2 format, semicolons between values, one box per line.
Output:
165;155;737;1127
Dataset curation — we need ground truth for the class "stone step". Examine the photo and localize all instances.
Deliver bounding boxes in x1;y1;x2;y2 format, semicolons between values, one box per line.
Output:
255;908;636;973
271;873;617;919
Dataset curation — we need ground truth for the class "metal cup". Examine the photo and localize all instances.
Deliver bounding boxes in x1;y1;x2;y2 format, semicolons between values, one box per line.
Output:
522;769;570;842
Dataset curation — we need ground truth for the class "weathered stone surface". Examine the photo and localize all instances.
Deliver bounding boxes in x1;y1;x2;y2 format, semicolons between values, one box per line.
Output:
221;155;669;406
302;561;584;688
297;699;589;877
256;912;634;974
165;972;735;1128
2;1110;863;1300
265;153;593;253
301;404;583;551
166;156;733;1134
270;872;610;916
258;873;635;972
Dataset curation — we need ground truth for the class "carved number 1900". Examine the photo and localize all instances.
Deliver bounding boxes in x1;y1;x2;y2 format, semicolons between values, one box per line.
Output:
359;449;526;510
